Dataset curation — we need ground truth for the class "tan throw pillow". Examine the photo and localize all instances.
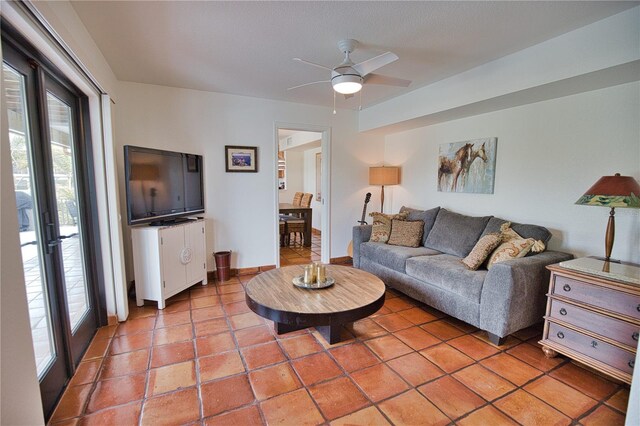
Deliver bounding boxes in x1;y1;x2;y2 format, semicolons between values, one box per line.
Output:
461;233;502;270
388;220;424;247
369;211;409;243
486;238;536;269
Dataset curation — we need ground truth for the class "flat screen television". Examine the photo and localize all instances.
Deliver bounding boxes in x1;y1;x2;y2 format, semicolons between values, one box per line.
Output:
124;145;204;225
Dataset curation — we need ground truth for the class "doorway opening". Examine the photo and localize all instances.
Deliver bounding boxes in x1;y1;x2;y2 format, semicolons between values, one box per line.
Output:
275;124;330;266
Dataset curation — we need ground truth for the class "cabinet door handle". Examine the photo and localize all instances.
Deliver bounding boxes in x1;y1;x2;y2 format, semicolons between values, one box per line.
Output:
590;340;598;349
559;308;567;316
563;284;571;292
557;332;565;339
633;332;639;341
630;360;635;369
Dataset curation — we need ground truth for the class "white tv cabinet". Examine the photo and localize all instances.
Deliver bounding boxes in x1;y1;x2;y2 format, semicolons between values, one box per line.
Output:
131;219;207;309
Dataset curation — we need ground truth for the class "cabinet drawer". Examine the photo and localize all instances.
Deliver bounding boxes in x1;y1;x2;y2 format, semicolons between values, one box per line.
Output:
547;323;636;375
549;299;640;348
552;275;640;319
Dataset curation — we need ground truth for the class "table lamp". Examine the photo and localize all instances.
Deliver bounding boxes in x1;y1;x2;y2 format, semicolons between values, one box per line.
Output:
575;173;640;262
369;166;400;213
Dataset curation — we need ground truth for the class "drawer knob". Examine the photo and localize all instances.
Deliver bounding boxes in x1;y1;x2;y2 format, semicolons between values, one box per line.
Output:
559;308;567;316
563;284;571;292
633;332;639;341
591;340;598;349
637;304;640;312
557;332;565;339
630;360;635;369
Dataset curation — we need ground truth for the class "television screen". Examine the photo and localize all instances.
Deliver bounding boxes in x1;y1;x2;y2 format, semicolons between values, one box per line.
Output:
124;146;204;225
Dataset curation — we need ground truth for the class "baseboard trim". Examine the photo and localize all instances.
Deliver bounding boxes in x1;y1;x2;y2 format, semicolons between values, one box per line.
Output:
330;256;353;265
107;315;119;326
208;264;277;281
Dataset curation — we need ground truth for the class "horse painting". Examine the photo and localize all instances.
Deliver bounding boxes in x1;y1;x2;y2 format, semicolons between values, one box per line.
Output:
437;138;497;193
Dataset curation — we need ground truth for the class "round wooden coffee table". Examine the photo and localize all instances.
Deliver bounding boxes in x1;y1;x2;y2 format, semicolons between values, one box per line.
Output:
245;265;386;344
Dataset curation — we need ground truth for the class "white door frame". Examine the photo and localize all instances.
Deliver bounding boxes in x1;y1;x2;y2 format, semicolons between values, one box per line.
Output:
274;122;331;265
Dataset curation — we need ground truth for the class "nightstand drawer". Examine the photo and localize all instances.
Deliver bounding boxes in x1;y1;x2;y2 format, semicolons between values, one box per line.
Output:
548;323;636;375
553;275;640;319
549;299;640;348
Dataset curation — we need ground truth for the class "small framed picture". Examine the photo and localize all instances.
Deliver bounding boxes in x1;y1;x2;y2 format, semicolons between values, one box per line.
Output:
225;146;258;173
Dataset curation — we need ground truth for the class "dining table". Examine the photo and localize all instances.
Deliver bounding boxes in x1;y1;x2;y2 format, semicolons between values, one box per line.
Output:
279;203;312;247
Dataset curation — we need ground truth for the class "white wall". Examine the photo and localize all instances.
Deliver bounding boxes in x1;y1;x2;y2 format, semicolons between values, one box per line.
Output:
385;82;640;263
116;81;385;273
304;147;323;230
278;150;304;203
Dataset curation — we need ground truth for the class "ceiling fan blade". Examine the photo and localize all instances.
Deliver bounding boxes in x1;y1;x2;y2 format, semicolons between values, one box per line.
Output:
344;93;354;100
287;80;330;91
293;58;333;71
364;73;411;87
352;52;398;76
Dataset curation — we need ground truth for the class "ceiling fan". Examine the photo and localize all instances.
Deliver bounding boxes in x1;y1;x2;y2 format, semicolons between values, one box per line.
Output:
289;39;411;98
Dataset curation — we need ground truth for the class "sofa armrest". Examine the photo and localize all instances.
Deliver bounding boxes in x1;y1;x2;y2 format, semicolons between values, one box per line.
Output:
352;225;372;268
480;250;574;337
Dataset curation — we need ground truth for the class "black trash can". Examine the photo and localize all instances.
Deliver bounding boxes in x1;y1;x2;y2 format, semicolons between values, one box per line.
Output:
214;251;231;282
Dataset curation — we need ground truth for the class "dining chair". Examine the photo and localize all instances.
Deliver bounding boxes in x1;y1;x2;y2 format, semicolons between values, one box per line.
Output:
301;193;313;207
292;192;303;206
285;219;305;245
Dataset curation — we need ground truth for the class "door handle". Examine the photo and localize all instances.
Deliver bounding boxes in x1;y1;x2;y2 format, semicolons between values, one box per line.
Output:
47;233;77;248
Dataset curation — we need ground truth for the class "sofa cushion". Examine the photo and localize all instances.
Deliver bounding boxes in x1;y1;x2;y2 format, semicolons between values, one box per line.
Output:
360;242;440;273
424;209;492;257
399;206;440;245
406;254;487;303
369;211;409;243
388;219;424;247
481;217;552;245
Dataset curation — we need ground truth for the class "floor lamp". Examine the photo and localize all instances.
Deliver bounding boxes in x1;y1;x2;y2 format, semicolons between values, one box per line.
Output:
369;166;400;213
575;173;640;263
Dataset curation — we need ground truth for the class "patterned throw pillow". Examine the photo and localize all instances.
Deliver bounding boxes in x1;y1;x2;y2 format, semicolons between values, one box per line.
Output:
461;233;502;270
369;211;409;243
388;220;425;248
486;238;537;269
486;222;546;269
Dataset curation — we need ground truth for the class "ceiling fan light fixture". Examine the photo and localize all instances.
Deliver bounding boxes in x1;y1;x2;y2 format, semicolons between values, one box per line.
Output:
332;74;363;94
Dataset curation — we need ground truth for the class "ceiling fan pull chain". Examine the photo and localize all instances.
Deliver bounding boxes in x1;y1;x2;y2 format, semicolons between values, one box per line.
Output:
359;90;362;111
333;90;336;115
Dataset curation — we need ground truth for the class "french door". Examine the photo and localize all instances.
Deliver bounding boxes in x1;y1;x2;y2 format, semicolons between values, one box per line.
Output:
3;31;104;419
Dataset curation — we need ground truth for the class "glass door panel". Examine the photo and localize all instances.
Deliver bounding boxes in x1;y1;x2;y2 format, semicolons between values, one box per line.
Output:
45;92;89;332
4;63;58;378
3;34;103;419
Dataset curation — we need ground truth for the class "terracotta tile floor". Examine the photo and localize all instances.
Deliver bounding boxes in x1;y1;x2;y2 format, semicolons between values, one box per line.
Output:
49;248;630;425
279;232;322;266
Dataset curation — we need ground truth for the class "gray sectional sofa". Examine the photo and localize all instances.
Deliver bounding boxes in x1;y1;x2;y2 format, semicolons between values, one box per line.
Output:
352;207;574;345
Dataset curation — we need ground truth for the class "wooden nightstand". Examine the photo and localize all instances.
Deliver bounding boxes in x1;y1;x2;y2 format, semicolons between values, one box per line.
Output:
540;258;640;384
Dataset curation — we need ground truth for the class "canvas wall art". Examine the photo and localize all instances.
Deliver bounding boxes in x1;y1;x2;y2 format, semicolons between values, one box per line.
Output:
437;137;497;193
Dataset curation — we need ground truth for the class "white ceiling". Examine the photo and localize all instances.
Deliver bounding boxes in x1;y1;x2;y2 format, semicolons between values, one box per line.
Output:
70;1;637;110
